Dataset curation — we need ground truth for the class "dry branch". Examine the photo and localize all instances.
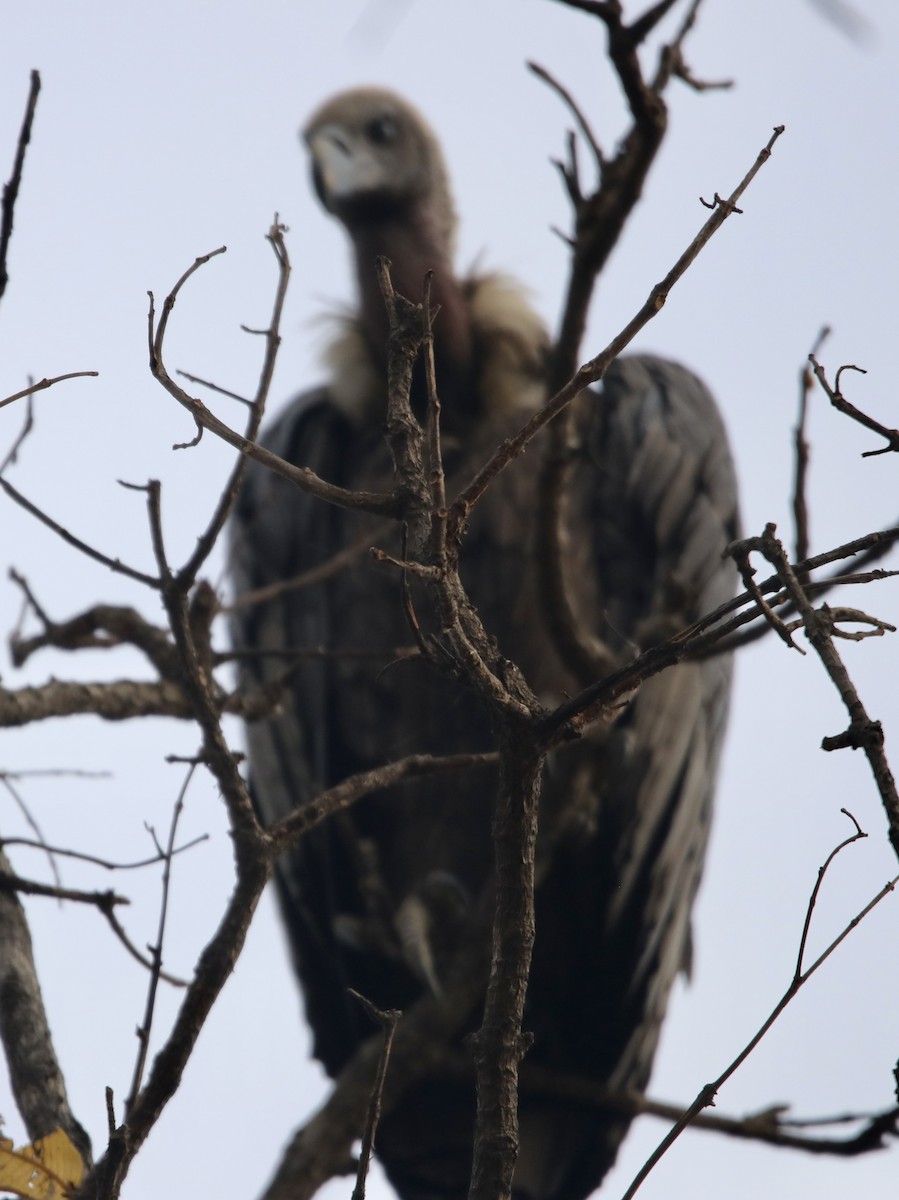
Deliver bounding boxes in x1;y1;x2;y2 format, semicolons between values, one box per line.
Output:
0;679;197;726
793;327;830;563
810;355;899;458
2;8;895;1199
740;525;899;859
0;371;99;412
620;826;899;1199
449;124;784;533
0;71;41;305
0;847;91;1164
147;236;401;523
349;994;401;1200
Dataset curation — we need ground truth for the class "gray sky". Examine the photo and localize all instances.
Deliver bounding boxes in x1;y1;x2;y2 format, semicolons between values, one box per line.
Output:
1;2;898;1198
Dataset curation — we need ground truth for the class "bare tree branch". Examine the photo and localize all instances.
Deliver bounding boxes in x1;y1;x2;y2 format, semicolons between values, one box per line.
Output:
0;872;128;910
0;70;41;306
124;766;194;1113
0;846;92;1163
518;1063;899;1155
0;476;161;588
9;581;179;677
793;327;830;564
147;244;401;521
736;524;899;859
0;371;99;412
349;994;401;1200
0;679;198;726
810;355;899;457
269;752;497;854
178;222;291;584
620;831;899;1199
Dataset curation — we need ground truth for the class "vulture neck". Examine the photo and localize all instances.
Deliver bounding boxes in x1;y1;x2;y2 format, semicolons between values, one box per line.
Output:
350;210;476;419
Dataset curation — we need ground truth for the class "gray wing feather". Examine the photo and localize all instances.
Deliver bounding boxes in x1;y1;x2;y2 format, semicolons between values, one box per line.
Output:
517;357;738;1197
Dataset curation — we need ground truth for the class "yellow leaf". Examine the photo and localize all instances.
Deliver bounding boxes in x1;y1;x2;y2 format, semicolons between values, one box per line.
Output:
0;1129;85;1198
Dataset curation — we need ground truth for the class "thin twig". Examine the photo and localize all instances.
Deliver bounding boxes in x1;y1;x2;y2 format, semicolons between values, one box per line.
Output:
0;70;41;305
794;327;830;564
0;774;60;889
544;520;899;737
9;576;179;676
454;126;784;531
0;768;112;780
99;903;188;988
148;247;400;521
620;851;899;1200
349;993;401;1200
527;62;605;171
793;808;865;984
179;221;291;584
125;765;195;1114
0;391;34;474
516;1061;899;1153
225;522;394;613
269;754;497;859
0;371;99;412
176;369;252;407
810;355;899;457
729;535;804;653
0;873;128;910
742;524;899;860
0;834;208;873
0;476;161;589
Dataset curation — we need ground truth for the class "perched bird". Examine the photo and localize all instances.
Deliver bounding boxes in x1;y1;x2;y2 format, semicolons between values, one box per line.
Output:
232;87;739;1200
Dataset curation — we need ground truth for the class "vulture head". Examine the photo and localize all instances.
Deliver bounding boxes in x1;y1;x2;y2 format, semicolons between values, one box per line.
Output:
302;86;547;426
305;87;456;253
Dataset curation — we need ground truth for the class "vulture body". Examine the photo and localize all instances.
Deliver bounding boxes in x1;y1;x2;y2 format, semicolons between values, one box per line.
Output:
232;89;739;1200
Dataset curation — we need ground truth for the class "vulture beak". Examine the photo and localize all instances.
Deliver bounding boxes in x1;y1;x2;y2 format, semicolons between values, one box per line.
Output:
306;125;389;206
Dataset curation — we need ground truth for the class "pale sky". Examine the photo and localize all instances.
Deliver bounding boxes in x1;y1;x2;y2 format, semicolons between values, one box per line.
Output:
1;3;898;1198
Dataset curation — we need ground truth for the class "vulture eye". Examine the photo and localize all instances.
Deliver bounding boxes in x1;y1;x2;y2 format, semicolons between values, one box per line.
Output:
366;114;399;145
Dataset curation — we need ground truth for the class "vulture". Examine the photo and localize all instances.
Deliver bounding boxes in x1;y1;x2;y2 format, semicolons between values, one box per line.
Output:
232;88;739;1200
